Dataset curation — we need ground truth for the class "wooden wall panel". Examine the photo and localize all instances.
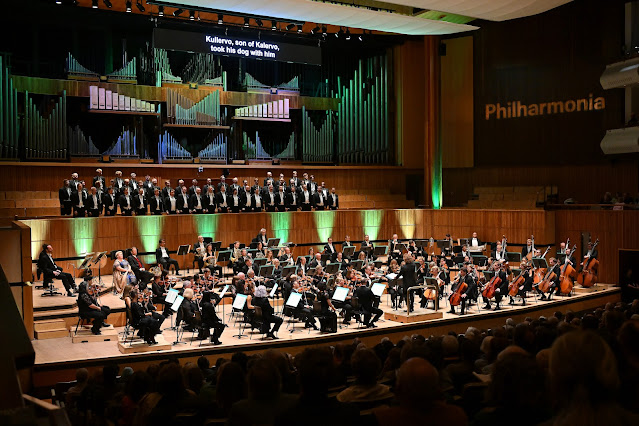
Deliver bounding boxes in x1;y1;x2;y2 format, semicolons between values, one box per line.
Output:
441;36;474;168
442;161;639;207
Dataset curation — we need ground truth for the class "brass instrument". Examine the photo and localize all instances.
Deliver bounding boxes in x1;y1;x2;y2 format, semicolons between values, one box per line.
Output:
195;246;207;258
150;266;162;277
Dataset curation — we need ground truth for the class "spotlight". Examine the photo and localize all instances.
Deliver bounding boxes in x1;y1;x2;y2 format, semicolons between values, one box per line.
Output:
271;20;277;30
125;1;132;12
311;25;320;35
92;0;98;8
297;24;303;33
217;14;223;24
173;8;183;17
256;19;263;27
103;0;112;7
158;5;163;16
321;25;327;35
244;17;250;27
345;29;351;40
285;23;295;31
55;0;62;4
136;1;145;12
189;10;195;20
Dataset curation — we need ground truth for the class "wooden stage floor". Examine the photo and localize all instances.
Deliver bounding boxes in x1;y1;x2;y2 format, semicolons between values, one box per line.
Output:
29;275;621;391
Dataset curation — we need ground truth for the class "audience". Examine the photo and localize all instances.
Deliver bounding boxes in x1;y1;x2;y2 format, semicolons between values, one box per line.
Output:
54;300;639;426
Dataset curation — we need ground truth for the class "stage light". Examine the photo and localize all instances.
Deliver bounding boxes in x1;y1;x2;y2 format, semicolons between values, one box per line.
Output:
345;29;351;40
92;0;98;8
125;1;131;12
271;20;277;30
173;8;183;17
311;25;320;35
136;1;145;12
56;0;62;4
256;19;263;27
158;5;163;16
285;23;295;31
297;24;303;33
321;25;327;35
244;17;250;27
103;0;112;8
217;14;223;24
189;10;195;20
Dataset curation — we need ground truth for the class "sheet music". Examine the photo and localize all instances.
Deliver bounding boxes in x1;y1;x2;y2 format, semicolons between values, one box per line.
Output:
371;283;386;297
165;288;179;304
286;292;302;307
332;286;349;302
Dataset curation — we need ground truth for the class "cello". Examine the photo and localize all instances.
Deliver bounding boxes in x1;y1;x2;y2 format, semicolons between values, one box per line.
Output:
559;244;578;294
509;261;529;297
537;261;558;294
449;273;467;307
482;263;502;300
577;239;599;288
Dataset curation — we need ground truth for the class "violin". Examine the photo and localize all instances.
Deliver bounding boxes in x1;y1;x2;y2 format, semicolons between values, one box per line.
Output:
577;238;599;288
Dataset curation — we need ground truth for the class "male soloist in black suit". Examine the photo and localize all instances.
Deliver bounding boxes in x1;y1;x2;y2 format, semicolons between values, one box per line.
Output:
38;244;77;296
156;239;179;274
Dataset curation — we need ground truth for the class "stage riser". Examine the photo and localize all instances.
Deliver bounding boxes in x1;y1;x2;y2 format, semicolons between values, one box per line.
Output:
30;289;620;394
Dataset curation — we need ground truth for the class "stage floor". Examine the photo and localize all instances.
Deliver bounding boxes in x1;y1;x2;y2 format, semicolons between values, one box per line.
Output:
31;279;620;369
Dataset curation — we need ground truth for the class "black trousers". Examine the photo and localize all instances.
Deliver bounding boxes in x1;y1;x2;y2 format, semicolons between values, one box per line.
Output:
159;258;179;273
201;320;225;340
104;207;116;216
60;202;72;215
266;205;277;212
121;209;133;216
88;208;101;217
276;205;286;212
194;257;205;271
138;316;160;341
152;209;163;215
46;271;75;293
362;306;383;325
333;300;353;321
301;203;312;211
264;315;283;333
135;209;147;216
151;311;165;329
82;306;111;331
73;207;86;217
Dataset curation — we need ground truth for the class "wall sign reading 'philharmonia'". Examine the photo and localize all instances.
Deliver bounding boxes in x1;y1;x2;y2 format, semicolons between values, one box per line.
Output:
485;94;605;120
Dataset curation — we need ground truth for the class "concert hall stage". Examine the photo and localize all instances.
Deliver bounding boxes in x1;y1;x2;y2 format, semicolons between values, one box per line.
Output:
29;278;620;395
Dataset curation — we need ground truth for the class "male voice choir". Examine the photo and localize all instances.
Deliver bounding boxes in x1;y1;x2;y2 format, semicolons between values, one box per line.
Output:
40;229;599;345
58;169;339;217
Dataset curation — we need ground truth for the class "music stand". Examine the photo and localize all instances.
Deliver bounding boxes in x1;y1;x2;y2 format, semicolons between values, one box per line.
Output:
373;246;387;257
453;255;465;265
360;246;372;259
324;263;340;274
217;250;231;264
259;264;275;278
91;251;108;287
320;253;331;264
267;238;280;247
452;245;463;254
460;238;469;246
285;292;303;332
211;241;222;252
351;260;364;271
326;276;335;290
506;252;522;262
532;258;549;269
203;237;213;245
72;253;94;279
232;294;248;338
217;284;230;323
343;246;355;258
332;286;348;302
307;267;316;277
171;295;186;345
249;242;259;249
254;257;267;268
164;288;180;330
556;253;567;264
472;255;488;267
282;265;298;279
177;245;191;273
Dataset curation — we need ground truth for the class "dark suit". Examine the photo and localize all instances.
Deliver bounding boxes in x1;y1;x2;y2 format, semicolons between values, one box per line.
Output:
164;196;178;214
37;251;75;294
102;193;117;216
128;254;154;285
354;285;382;326
86;194;102;217
252;194;264;212
161;186;173;199
176;193;190;214
323;243;337;262
118;194;134;216
156;247;179;273
71;190;87;217
134;194;147;216
92;176;106;190
241;192;253;212
286;191;299;211
215;192;230;213
274;191;287;212
400;263;418;309
190;194;205;214
313;192;326;210
328;194;339;210
300;191;313;211
149;195;164;215
229;194;242;213
59;186;73;215
203;192;217;213
143;181;155;197
521;245;534;259
264;191;277;212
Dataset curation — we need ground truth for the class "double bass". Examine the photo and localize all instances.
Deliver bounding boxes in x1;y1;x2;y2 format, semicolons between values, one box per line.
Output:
559;244;578;294
577;239;599;288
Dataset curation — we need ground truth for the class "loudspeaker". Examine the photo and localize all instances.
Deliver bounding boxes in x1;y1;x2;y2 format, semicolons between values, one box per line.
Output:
222;168;230;177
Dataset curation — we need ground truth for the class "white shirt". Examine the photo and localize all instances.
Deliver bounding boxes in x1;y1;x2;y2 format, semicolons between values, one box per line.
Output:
92;195;98;206
125;196;131;208
220;193;227;207
471;238;479;246
332;194;337;206
138;195;144;205
196;195;202;209
154;196;160;209
303;191;309;203
169;196;176;210
233;195;239;205
182;193;188;205
269;192;274;205
317;193;324;206
208;193;214;205
246;194;252;207
255;195;262;207
279;192;285;204
78;193;84;208
48;254;57;268
327;243;334;253
161;247;169;258
109;194;115;209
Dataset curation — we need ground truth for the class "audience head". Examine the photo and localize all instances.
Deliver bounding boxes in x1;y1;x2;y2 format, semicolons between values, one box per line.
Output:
396;358;441;407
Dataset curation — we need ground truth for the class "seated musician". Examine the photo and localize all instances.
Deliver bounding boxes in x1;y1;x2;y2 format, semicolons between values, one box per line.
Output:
142;287;165;330
37;244;78;297
179;288;200;335
253;228;269;246
332;278;354;325
470;232;483;248
521;238;534;259
128;247;154;286
539;257;561;301
129;289;160;345
309;253;324;269
448;268;476;315
77;281;111;335
193;235;207;273
509;259;532;306
290;280;316;330
354;280;382;328
155;239;180;274
247;284;282;339
313;283;338;332
460;245;469;259
483;261;508;311
113;250;136;296
190;187;205;214
278;246;294;266
199;291;224;345
118;187;134;216
149;275;172;317
323;237;337;262
492;243;507;262
387;259;402;309
581;241;598;269
389;234;403;262
203;244;223;277
134;188;147;216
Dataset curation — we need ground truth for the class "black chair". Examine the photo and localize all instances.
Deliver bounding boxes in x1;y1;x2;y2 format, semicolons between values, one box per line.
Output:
249;306;267;340
74;314;92;335
309;301;325;334
120;298;143;346
350;297;365;328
